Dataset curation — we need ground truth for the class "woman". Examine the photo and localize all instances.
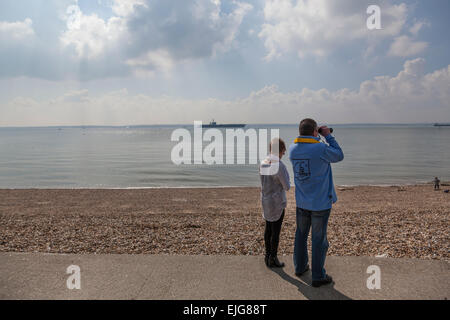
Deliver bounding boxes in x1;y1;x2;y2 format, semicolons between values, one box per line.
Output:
259;138;290;268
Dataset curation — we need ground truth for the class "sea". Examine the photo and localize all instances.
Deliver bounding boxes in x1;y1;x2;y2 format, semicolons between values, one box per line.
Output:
0;124;449;188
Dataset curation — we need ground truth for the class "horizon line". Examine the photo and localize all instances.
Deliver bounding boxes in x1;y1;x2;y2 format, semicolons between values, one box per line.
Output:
0;122;447;129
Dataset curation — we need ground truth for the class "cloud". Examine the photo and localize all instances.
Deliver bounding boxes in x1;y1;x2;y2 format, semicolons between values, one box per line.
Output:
125;49;175;76
0;0;252;80
0;18;35;41
409;20;430;36
388;35;428;57
7;96;39;109
122;0;253;71
59;0;252;74
111;0;147;17
258;0;411;59
2;58;449;126
0;14;69;80
60;89;90;103
60;5;126;59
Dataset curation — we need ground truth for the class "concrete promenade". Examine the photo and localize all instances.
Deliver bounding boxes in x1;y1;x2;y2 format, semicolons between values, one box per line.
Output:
0;253;448;300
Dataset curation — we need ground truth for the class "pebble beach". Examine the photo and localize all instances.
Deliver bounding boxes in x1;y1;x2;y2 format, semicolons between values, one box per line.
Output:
0;185;448;260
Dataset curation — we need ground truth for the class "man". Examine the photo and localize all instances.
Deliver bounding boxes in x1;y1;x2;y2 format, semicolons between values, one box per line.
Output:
289;118;344;288
434;177;440;190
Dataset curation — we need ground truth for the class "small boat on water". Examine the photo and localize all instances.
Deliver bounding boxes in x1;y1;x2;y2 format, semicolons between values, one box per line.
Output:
433;123;450;127
202;120;246;128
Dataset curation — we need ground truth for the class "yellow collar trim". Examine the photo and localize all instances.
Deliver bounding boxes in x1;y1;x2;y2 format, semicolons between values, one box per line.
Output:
294;138;320;144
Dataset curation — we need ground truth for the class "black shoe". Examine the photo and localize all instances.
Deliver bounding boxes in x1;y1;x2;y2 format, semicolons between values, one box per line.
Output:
269;256;285;268
312;274;333;288
295;265;310;277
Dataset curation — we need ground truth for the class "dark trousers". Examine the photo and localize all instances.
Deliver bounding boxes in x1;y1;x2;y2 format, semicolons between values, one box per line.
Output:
264;210;285;257
293;207;331;281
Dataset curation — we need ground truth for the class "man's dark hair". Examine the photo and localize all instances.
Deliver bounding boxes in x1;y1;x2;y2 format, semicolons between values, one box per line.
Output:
299;118;318;136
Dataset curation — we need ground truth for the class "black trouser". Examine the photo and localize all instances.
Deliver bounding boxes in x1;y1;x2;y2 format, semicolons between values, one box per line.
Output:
264;210;285;257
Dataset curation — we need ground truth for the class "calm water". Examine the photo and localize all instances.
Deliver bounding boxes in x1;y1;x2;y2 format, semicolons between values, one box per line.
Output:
0;124;449;188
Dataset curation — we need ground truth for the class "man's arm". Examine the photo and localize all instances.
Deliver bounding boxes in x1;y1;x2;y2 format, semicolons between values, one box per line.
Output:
321;135;344;163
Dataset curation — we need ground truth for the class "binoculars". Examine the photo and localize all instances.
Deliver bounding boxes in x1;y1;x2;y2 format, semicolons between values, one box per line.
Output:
318;127;333;134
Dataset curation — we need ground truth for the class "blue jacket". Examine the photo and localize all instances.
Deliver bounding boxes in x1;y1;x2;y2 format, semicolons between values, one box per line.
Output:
289;135;344;211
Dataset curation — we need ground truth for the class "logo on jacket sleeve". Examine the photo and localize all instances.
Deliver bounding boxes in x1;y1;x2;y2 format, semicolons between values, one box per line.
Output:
294;159;310;181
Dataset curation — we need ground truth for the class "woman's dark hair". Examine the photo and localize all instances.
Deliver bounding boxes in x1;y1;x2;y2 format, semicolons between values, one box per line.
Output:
269;138;286;154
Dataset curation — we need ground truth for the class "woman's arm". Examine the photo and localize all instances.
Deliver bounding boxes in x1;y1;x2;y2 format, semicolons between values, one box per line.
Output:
277;162;290;191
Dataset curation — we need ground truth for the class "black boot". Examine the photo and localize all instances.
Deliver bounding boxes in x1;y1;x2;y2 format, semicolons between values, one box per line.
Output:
312;274;333;288
264;237;272;267
269;255;285;268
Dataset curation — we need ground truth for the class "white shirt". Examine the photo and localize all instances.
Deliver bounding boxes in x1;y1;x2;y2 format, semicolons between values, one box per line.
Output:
259;154;290;222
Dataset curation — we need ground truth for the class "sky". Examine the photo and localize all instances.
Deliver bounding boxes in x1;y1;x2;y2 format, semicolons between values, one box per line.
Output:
0;0;449;126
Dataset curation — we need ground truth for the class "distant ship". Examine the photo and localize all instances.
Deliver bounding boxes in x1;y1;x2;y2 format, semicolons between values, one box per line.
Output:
433;123;450;127
202;120;246;128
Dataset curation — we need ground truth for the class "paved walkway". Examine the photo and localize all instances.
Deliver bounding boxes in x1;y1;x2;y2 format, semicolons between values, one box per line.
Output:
0;253;448;299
